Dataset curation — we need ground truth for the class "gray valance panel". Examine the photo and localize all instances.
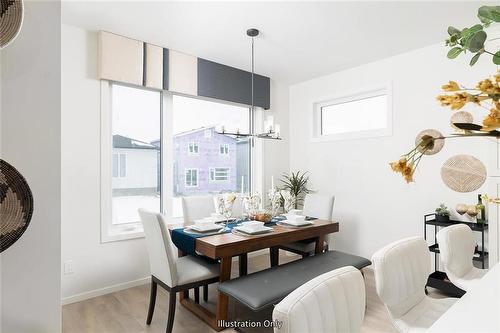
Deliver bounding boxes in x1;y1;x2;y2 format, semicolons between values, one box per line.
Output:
197;58;270;110
98;31;270;110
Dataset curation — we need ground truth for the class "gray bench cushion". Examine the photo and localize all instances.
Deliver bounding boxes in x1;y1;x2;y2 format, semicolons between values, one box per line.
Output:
218;250;371;311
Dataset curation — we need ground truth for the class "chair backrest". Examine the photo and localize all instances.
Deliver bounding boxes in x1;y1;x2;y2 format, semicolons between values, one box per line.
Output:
182;195;215;224
437;224;475;279
273;266;365;333
371;236;430;318
139;209;178;287
302;193;335;220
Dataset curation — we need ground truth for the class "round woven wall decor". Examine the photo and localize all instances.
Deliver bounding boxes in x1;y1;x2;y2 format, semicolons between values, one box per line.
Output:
415;129;444;155
441;155;486;193
450;111;473;132
1;0;24;49
0;159;33;252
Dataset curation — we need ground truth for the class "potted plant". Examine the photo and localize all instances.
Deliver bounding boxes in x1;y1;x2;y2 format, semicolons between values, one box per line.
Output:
435;204;451;222
280;171;311;209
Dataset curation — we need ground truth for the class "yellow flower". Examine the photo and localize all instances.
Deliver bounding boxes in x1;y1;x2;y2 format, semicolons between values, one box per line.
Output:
436;93;471;110
390;158;407;173
442;81;460;92
482;106;500;131
402;166;415;183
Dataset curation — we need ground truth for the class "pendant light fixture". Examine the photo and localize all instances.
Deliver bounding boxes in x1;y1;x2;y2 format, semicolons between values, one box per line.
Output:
217;28;281;140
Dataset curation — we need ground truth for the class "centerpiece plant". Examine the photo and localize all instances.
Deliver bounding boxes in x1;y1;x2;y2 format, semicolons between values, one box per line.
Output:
280;171;311;209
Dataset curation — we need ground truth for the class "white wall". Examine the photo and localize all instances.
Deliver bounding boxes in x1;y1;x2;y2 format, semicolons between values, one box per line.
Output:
289;42;494;259
1;1;62;332
61;24;290;302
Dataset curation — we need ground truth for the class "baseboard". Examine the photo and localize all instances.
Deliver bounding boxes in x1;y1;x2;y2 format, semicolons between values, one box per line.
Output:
61;276;151;305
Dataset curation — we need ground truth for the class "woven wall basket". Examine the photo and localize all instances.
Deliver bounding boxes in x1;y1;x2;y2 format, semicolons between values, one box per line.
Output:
1;0;24;49
0;159;33;252
441;154;486;193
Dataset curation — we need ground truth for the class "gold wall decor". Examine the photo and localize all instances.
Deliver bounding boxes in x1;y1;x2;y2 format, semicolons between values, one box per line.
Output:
0;0;23;49
415;129;444;155
450;111;473;132
441;154;486;193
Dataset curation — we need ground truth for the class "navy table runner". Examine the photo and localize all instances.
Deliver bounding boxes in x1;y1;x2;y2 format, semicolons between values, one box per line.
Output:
171;216;286;257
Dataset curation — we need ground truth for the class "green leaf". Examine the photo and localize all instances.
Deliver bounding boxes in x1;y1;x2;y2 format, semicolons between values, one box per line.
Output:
447;26;461;36
478;6;500;23
470;53;481;66
447;47;463;59
493;51;500;65
468;30;487;52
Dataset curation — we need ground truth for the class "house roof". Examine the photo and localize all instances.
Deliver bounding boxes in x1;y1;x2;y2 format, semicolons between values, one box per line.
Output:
113;135;159;150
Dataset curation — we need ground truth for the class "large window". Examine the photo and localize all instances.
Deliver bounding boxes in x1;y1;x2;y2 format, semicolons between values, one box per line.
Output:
312;87;391;142
110;84;161;229
102;83;258;241
172;95;251;217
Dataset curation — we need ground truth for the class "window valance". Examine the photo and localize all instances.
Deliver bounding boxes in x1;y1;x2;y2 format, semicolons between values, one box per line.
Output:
98;31;270;109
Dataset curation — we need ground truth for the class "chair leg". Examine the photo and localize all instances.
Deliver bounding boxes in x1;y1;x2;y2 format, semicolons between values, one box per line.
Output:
239;253;248;276
270;247;279;267
194;287;200;303
166;290;177;333
146;279;157;325
203;284;208;302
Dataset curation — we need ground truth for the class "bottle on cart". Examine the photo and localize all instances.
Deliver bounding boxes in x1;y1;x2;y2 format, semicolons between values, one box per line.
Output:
476;194;486;223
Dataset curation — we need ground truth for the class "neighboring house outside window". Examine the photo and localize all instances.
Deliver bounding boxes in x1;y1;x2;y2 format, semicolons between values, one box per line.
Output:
185;168;198;187
219;144;229;155
173;127;242;196
210;167;230;181
188;142;199;154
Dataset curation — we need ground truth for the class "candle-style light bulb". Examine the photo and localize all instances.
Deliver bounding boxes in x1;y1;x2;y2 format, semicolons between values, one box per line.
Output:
275;124;281;138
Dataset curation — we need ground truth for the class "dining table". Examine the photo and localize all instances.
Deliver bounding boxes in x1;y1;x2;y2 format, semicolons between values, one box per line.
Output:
428;262;500;332
170;218;339;331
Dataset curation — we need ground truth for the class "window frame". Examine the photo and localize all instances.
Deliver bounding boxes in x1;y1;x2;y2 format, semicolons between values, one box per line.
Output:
101;82;264;242
219;143;229;155
184;168;199;187
311;84;392;142
188;142;199;155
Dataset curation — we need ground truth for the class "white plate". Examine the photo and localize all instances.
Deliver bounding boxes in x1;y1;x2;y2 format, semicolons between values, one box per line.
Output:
189;224;224;232
281;219;313;227
233;225;273;235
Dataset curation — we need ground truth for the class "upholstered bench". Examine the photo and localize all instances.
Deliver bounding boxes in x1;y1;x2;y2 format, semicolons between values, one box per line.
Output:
218;250;371;312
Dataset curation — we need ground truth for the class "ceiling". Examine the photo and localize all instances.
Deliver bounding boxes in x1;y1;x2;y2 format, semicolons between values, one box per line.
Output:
62;1;490;84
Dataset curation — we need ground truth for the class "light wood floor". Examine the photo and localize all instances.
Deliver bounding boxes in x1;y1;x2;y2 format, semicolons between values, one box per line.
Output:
63;252;443;333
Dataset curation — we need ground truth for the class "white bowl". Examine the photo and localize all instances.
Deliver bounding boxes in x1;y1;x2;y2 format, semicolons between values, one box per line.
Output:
241;221;265;231
194;218;217;227
284;214;306;222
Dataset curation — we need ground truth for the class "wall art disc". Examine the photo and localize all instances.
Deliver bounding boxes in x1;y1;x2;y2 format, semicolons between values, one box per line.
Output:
441;154;486;193
0;159;33;252
415;129;444;155
1;0;24;49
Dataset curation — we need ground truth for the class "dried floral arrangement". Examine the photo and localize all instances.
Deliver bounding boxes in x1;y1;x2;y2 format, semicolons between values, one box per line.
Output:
390;5;500;188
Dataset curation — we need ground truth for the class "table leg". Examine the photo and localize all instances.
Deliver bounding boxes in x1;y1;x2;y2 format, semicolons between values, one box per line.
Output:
239;254;248;276
270;247;279;267
315;235;325;254
216;257;232;328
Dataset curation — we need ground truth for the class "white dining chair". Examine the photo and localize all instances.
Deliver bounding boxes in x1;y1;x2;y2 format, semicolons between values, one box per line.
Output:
272;266;365;333
181;195;216;225
372;237;457;333
275;193;335;264
139;209;219;333
436;224;487;291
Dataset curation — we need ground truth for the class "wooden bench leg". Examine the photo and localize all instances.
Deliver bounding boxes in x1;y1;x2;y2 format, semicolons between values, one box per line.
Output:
194;287;200;304
216;257;232;328
270;247;279;267
203;284;208;302
239;254;248;276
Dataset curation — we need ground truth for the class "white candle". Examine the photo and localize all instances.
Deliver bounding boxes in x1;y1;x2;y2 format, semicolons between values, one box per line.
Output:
275;124;281;138
266;115;274;132
241;176;244;194
271;175;274;189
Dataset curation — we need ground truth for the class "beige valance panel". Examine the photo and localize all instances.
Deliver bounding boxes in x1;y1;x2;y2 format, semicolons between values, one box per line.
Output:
98;32;143;86
97;31;271;109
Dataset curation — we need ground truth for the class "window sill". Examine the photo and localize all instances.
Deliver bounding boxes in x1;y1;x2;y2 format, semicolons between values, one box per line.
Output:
101;223;144;243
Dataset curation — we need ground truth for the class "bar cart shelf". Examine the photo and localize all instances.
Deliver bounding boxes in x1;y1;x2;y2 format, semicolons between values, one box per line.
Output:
424;214;488;298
